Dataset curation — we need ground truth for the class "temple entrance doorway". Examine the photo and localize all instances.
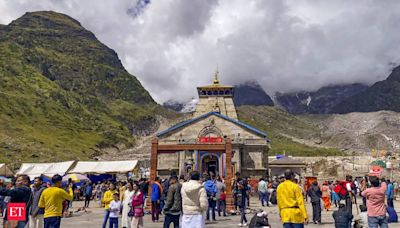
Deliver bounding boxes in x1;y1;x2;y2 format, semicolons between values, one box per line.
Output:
201;154;219;177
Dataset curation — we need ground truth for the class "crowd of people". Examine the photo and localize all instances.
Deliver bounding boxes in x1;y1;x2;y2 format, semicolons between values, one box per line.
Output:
97;170;264;228
0;170;398;228
0;174;73;228
269;169;398;228
0;171;239;228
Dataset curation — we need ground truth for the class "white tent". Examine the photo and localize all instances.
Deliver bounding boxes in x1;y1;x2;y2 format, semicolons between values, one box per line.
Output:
0;164;14;177
17;161;75;179
69;160;139;174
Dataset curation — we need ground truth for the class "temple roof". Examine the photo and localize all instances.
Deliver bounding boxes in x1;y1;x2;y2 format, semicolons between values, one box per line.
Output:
156;111;269;140
197;70;233;89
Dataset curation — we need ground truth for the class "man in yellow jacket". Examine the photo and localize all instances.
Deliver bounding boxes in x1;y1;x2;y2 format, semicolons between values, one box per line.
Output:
277;169;308;228
38;174;73;228
102;183;118;228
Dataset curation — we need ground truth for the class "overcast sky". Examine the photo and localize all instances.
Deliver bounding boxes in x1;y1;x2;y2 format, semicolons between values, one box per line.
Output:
1;0;400;103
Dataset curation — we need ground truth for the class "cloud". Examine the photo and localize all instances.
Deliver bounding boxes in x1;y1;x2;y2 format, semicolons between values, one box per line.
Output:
127;0;150;18
1;0;400;103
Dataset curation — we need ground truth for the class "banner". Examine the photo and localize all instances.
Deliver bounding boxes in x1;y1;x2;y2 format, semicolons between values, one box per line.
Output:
198;136;223;143
369;165;383;177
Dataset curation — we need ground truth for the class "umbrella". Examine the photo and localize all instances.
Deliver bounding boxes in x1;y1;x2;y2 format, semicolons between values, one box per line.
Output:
0;176;12;183
62;173;89;183
371;160;386;168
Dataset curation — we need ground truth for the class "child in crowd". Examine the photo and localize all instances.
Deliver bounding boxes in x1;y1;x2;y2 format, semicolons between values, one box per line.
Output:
219;191;227;217
332;204;353;228
357;205;368;227
109;193;121;228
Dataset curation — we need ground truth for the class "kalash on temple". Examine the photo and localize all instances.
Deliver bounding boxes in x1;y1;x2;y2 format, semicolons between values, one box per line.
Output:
149;71;270;208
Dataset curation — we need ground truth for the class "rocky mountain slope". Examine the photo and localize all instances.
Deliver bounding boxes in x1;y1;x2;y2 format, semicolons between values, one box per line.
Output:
310;111;400;153
239;106;400;156
333;66;400;113
276;84;368;114
0;11;174;168
236;106;344;156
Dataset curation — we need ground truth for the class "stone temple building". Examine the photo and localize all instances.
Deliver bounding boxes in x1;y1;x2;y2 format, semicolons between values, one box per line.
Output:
149;71;270;208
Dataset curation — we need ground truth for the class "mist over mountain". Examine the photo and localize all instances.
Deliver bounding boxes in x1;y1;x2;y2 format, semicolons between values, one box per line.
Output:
333;66;400;113
163;100;185;112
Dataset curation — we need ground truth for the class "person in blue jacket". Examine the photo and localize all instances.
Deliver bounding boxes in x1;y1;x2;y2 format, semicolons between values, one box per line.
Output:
386;179;394;208
84;182;93;208
151;177;162;222
204;175;218;221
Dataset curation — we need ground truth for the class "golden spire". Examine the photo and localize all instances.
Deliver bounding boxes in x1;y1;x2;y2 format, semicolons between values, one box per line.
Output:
213;70;220;85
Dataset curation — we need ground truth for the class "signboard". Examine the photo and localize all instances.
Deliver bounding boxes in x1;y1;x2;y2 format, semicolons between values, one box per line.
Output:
198;136;223;143
7;203;26;221
369;165;383;177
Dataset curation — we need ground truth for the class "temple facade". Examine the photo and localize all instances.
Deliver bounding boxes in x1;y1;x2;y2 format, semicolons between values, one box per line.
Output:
149;72;270;209
150;72;270;186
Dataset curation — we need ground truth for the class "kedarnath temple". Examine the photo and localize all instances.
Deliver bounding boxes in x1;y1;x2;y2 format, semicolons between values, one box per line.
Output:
149;71;270;208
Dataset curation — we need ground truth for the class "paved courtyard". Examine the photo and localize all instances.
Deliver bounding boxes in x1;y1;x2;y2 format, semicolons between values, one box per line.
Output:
59;196;400;227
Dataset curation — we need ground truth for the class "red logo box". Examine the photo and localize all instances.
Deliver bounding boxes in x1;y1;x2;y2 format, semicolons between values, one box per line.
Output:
7;203;26;221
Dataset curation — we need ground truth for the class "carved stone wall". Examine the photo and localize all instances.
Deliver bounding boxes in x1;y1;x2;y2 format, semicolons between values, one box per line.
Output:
158;115;267;145
158;152;179;170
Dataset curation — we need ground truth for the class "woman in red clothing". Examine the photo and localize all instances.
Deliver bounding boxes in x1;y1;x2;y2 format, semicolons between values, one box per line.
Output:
321;181;331;211
130;182;144;228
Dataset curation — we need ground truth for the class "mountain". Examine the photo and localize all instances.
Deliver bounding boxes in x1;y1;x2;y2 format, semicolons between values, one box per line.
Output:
333;66;400;113
238;106;400;156
276;83;368;114
309;111;400;153
163;100;185;112
163;98;197;113
237;106;343;156
233;81;274;106
0;11;172;167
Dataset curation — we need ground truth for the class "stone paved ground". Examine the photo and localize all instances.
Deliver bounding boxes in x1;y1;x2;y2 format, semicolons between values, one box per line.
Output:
61;197;400;228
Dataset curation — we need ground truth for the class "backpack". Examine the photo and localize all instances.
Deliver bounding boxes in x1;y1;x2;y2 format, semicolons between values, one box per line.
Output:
205;181;216;199
334;182;349;199
269;190;277;205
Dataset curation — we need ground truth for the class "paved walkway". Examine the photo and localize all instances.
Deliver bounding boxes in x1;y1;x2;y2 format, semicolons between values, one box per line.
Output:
61;197;399;227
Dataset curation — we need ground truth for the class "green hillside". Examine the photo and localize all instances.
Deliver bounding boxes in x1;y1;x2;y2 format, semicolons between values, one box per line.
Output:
237;106;344;156
0;11;173;168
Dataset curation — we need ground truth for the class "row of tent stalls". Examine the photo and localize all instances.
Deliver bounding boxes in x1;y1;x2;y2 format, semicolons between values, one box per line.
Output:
0;164;15;184
15;160;141;186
